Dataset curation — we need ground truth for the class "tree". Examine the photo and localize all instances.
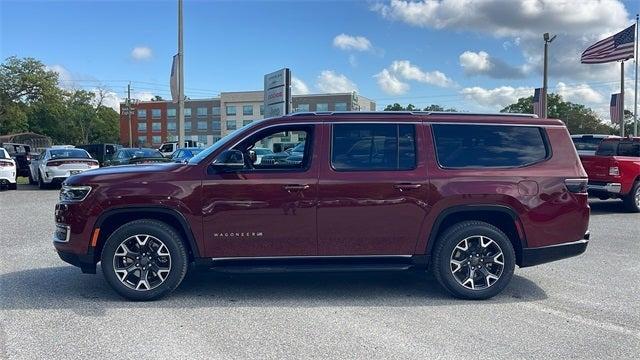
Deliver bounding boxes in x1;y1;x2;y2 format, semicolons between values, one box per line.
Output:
152;95;164;101
384;103;457;112
501;93;614;134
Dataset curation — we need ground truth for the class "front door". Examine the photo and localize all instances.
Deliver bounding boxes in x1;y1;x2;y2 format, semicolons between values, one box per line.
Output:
317;122;429;255
201;124;319;258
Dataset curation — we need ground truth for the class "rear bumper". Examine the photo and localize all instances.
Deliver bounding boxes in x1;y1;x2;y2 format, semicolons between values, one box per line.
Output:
588;182;621;195
520;231;589;267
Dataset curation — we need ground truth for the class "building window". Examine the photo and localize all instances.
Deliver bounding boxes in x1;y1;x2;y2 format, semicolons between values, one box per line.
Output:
243;105;254;116
213;136;221;143
152;136;162;144
316;103;328;111
152;122;161;131
138;122;147;131
334;102;347;111
151;109;161;118
212;106;221;116
184;108;192;117
297;104;309;112
197;121;207;130
198;135;207;145
226;105;236;116
260;104;264;116
226;120;237;130
137;109;147;118
184;121;192;131
197;107;208;117
167;108;176;118
243;120;253;127
211;121;221;130
137;136;147;145
168;121;176;131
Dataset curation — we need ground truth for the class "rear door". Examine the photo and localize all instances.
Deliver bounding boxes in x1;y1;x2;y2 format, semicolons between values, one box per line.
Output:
317;121;429;255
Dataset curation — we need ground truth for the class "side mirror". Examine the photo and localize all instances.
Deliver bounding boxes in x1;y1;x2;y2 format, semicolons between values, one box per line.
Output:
211;149;245;171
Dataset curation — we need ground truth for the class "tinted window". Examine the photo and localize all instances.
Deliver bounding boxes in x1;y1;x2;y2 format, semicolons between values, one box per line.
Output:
617;142;640;157
50;149;90;159
432;124;549;168
572;136;604;151
596;141;618;156
0;149;8;159
332;124;416;171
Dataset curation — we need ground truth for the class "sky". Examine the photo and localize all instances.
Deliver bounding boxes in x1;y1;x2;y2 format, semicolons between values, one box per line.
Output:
1;0;639;117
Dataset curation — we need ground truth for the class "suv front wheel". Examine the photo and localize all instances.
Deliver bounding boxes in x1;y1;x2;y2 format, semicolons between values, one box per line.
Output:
101;219;188;301
432;221;515;300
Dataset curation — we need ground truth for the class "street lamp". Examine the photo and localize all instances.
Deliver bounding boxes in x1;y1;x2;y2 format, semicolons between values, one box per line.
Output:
543;32;557;118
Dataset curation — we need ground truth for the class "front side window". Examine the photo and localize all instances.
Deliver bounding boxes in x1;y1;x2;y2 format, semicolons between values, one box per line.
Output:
226;106;236;116
432;124;549;168
332;123;416;171
151;109;161;118
243;105;254;116
197;107;208;117
316;103;328;111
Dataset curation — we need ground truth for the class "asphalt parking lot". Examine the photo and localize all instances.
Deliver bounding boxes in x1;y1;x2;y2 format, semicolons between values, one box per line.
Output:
0;185;639;359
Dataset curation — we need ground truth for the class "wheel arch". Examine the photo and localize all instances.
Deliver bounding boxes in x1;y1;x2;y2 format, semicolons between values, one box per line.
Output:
93;206;200;263
425;205;527;266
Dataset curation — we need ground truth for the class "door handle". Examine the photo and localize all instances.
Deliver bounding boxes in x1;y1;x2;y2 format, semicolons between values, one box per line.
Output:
283;184;310;192
393;183;422;192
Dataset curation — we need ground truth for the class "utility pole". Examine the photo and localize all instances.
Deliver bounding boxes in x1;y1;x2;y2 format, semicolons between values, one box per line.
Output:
127;82;133;147
543;32;557;119
177;0;185;149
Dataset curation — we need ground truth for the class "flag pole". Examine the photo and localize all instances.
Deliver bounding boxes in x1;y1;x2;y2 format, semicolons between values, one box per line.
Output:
177;0;185;149
634;14;638;136
621;60;625;137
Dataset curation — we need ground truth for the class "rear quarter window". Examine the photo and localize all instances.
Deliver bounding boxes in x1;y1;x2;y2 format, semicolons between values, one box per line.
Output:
432;124;550;168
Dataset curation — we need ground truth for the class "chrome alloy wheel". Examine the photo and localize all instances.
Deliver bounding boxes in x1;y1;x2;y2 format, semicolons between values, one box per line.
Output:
450;235;504;290
635;186;640;208
112;234;172;291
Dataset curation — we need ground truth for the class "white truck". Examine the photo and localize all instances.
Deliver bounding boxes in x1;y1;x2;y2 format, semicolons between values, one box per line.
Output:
158;140;202;157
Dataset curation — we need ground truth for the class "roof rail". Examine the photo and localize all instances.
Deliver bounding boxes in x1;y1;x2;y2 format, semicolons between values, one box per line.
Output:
287;111;538;118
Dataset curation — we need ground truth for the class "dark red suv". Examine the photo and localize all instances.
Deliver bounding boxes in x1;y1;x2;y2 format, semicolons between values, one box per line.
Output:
54;112;590;300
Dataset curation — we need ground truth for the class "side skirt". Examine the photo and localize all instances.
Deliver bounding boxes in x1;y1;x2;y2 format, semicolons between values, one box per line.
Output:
193;255;429;274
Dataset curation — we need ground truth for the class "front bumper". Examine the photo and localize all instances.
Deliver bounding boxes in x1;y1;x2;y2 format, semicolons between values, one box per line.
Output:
56;249;96;274
520;231;589;267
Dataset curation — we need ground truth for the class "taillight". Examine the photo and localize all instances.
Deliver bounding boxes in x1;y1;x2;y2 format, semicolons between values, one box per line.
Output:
0;161;13;167
47;161;62;167
565;178;588;194
609;166;620;176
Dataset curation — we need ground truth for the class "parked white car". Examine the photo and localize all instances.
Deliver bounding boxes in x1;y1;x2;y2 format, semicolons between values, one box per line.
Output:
0;147;17;190
29;146;99;189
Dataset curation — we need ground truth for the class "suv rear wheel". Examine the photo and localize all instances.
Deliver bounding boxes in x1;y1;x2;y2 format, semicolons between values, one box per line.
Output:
622;181;640;213
101;219;188;301
432;220;515;300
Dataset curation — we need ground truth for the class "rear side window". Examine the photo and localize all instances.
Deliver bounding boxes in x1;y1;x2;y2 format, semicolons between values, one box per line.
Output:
596;141;618;156
617;142;640;157
572;137;604;151
432;124;549;168
331;123;416;171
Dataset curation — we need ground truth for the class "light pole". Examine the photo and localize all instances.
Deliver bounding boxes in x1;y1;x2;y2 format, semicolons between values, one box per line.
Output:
543;32;557;118
177;0;185;149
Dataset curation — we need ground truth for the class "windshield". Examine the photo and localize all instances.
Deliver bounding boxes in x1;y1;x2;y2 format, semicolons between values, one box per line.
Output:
188;120;263;164
50;149;90;159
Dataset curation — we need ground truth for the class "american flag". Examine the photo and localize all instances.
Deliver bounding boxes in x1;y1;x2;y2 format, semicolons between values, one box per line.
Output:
581;24;635;64
532;88;544;117
610;93;622;124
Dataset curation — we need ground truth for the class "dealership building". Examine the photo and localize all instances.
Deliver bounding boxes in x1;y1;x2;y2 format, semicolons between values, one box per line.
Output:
119;91;376;147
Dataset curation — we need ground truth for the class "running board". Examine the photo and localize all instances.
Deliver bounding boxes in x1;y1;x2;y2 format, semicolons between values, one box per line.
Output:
195;255;427;274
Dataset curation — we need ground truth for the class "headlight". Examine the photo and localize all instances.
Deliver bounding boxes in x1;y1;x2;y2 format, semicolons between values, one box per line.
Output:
60;185;92;202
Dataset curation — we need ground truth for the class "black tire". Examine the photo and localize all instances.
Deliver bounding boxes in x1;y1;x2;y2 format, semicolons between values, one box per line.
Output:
37;171;48;189
622;181;640;213
432;220;515;300
8;182;17;190
28;172;37;185
100;219;189;301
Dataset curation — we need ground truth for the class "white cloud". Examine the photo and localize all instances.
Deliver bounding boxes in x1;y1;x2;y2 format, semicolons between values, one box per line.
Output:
459;50;526;79
556;82;604;104
390;60;454;87
333;34;373;51
374;0;633;83
316;70;358;93
374;69;410;95
131;46;153;61
461;86;533;109
291;77;310;95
